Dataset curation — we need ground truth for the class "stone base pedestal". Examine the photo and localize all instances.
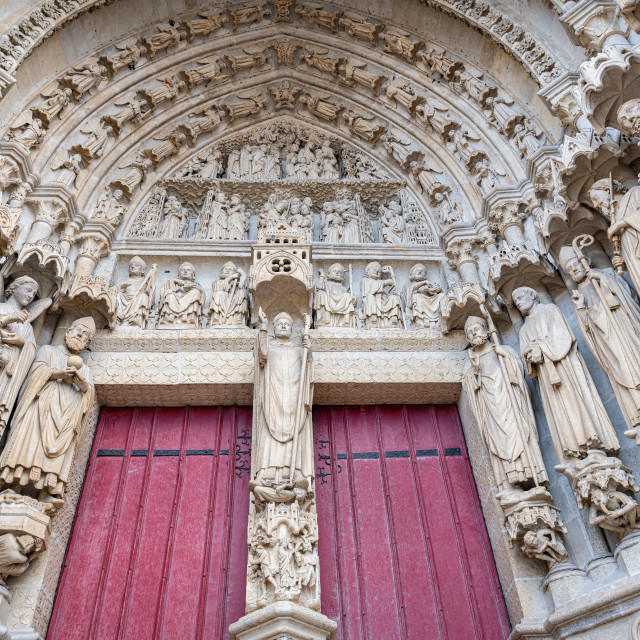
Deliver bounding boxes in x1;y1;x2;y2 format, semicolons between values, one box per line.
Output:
229;602;337;640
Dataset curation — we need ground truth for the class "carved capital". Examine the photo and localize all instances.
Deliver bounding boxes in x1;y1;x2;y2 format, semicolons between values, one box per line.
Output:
445;237;478;269
31;198;70;228
55;274;118;330
76;233;110;264
488;201;526;238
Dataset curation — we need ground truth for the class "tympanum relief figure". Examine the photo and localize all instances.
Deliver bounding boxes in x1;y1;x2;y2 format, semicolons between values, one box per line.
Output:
0;277;50;438
159;195;188;239
0;316;95;499
513;286;640;537
116;256;158;329
314;263;357;328
157;262;205;329
379;200;404;244
208;262;249;327
360;262;403;329
403;264;443;329
559;238;640;445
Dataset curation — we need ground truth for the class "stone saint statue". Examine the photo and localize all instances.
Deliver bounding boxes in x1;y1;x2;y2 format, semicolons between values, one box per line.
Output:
402;264;443;329
314;263;357;328
360;262;403;329
0;277;50;438
117;256;158;328
250;310;313;507
157;262;205;329
589;178;640;290
559;241;640;444
0;316;95;498
463;315;548;491
512;286;619;462
208;262;249;327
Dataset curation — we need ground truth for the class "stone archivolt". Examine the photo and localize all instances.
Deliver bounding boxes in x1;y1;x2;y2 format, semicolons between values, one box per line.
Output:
6;1;640;640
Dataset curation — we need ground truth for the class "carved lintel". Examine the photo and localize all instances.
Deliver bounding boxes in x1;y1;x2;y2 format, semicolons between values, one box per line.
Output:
498;487;568;569
0;490;54;582
53;274;118;330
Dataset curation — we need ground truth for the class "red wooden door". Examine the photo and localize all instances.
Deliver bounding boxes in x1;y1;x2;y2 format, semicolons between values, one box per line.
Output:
314;405;511;640
50;404;508;640
48;406;251;640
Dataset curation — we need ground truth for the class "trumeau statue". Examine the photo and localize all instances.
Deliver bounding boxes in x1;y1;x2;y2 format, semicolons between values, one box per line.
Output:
314;264;357;328
589;178;640;293
208;262;249;327
0;316;95;498
0;277;50;438
512;286;619;462
116;257;158;329
559;239;640;444
251;309;314;506
403;264;443;329
463;315;548;490
157;262;205;329
361;262;403;329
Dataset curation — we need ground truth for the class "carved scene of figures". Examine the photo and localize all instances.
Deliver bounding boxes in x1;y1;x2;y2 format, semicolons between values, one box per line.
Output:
208;262;249;327
116;257;157;328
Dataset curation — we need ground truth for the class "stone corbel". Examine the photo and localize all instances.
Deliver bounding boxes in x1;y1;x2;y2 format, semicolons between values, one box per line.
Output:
0;492;53;581
498;487;568;569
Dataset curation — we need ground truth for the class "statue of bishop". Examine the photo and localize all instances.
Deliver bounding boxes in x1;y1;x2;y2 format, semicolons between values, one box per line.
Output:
463;315;548;491
0;317;95;498
250;310;314;508
559;240;640;444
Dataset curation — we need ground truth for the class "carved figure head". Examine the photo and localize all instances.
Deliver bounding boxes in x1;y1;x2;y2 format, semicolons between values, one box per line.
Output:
364;261;382;279
230;194;241;206
464;316;488;346
273;312;293;339
558;246;587;283
129;256;146;277
178;261;196;281
5;276;38;308
113;189;123;201
512;286;539;316
588;179;626;219
216;191;227;203
327;263;346;282
617;99;640;137
66;316;96;352
220;261;238;277
409;264;427;281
